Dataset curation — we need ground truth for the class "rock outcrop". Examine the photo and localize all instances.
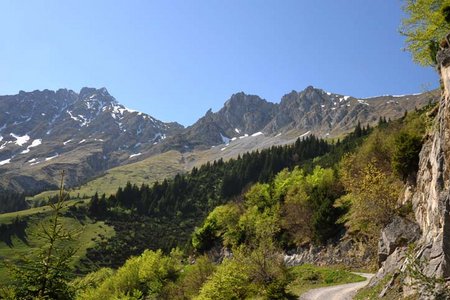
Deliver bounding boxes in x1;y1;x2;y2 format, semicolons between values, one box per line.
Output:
284;240;374;269
410;47;450;280
373;45;450;298
378;216;421;267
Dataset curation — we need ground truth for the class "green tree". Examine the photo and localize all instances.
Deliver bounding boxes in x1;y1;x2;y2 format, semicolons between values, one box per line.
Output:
77;249;182;300
392;132;423;180
195;259;251;300
339;159;402;239
7;171;76;299
401;0;450;66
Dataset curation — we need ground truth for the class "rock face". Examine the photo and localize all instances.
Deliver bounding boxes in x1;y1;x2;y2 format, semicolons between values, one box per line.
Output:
157;93;278;151
378;216;421;266
284;240;374;269
409;48;450;278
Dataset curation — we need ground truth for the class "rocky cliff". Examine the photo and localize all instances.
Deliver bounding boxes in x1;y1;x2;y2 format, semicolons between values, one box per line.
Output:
410;46;450;279
373;47;450;298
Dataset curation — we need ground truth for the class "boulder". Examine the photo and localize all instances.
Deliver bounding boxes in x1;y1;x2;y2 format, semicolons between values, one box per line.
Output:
378;216;421;266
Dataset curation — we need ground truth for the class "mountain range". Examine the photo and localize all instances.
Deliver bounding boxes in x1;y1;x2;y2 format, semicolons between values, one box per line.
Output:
0;86;438;194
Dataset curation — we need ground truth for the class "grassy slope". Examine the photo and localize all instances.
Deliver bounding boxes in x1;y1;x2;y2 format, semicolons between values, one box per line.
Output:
0;201;114;283
31;150;188;201
287;264;366;297
0;199;86;224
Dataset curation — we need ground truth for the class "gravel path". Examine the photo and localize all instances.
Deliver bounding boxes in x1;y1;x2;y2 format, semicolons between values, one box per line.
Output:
299;273;374;300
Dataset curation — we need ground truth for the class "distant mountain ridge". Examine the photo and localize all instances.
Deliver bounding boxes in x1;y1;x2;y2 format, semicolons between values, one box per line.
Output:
0;86;438;193
157;86;437;151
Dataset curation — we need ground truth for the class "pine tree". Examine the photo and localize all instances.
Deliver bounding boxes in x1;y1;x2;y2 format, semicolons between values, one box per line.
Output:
7;171;76;299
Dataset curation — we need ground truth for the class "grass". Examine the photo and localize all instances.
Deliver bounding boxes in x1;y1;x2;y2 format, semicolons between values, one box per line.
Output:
30;150;188;201
287;264;366;297
354;275;392;300
0;200;114;284
354;273;420;300
0;199;88;224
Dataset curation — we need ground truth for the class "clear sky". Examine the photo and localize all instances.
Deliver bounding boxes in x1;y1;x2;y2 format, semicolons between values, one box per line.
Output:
0;0;438;126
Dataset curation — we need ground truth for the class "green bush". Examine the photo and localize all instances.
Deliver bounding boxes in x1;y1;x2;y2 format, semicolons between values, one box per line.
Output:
392;132;423;180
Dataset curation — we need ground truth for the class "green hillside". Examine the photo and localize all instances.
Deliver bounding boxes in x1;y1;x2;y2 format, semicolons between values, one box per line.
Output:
0;200;114;283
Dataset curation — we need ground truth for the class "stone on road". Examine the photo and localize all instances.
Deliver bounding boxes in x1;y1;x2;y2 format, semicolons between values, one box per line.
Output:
299;273;374;300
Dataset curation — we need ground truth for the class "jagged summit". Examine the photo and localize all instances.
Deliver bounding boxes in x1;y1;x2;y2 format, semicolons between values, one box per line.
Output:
0;88;184;192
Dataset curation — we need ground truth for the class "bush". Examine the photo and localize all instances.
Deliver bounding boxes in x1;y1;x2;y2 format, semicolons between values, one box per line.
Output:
77;249;182;300
392;132;423;180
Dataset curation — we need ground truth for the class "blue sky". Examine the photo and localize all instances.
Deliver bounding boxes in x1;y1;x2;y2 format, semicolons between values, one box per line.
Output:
0;0;438;126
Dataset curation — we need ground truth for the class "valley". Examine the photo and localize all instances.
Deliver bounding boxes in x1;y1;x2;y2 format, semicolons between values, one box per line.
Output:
1;1;449;298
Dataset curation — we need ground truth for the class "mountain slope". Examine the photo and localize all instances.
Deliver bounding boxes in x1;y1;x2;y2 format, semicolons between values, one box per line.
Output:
0;88;183;193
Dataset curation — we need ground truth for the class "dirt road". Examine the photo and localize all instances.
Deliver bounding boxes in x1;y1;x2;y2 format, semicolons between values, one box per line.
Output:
299;273;374;300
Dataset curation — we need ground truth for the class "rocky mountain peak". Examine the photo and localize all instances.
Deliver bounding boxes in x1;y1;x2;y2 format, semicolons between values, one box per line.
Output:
0;88;184;193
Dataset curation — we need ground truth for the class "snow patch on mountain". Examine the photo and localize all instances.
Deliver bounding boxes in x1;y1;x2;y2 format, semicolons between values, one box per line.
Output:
129;153;142;159
357;99;370;106
45;153;59;161
0;158;11;165
21;139;42;154
299;131;311;138
10;133;30;146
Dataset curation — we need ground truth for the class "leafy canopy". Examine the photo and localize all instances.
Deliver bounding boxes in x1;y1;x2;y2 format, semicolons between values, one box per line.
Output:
401;0;450;66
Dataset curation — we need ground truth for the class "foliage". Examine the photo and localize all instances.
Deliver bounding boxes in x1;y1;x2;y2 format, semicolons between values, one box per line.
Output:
392;132;423;180
70;268;115;295
339;158;402;239
401;0;450;66
168;255;216;299
337;109;430;243
280;166;344;246
195;258;252;300
87;193;107;218
77;249;182;300
235;241;291;299
192;204;241;251
85;135;334;268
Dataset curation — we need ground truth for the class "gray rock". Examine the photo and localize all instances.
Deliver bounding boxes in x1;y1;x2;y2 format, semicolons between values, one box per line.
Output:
378;216;421;266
